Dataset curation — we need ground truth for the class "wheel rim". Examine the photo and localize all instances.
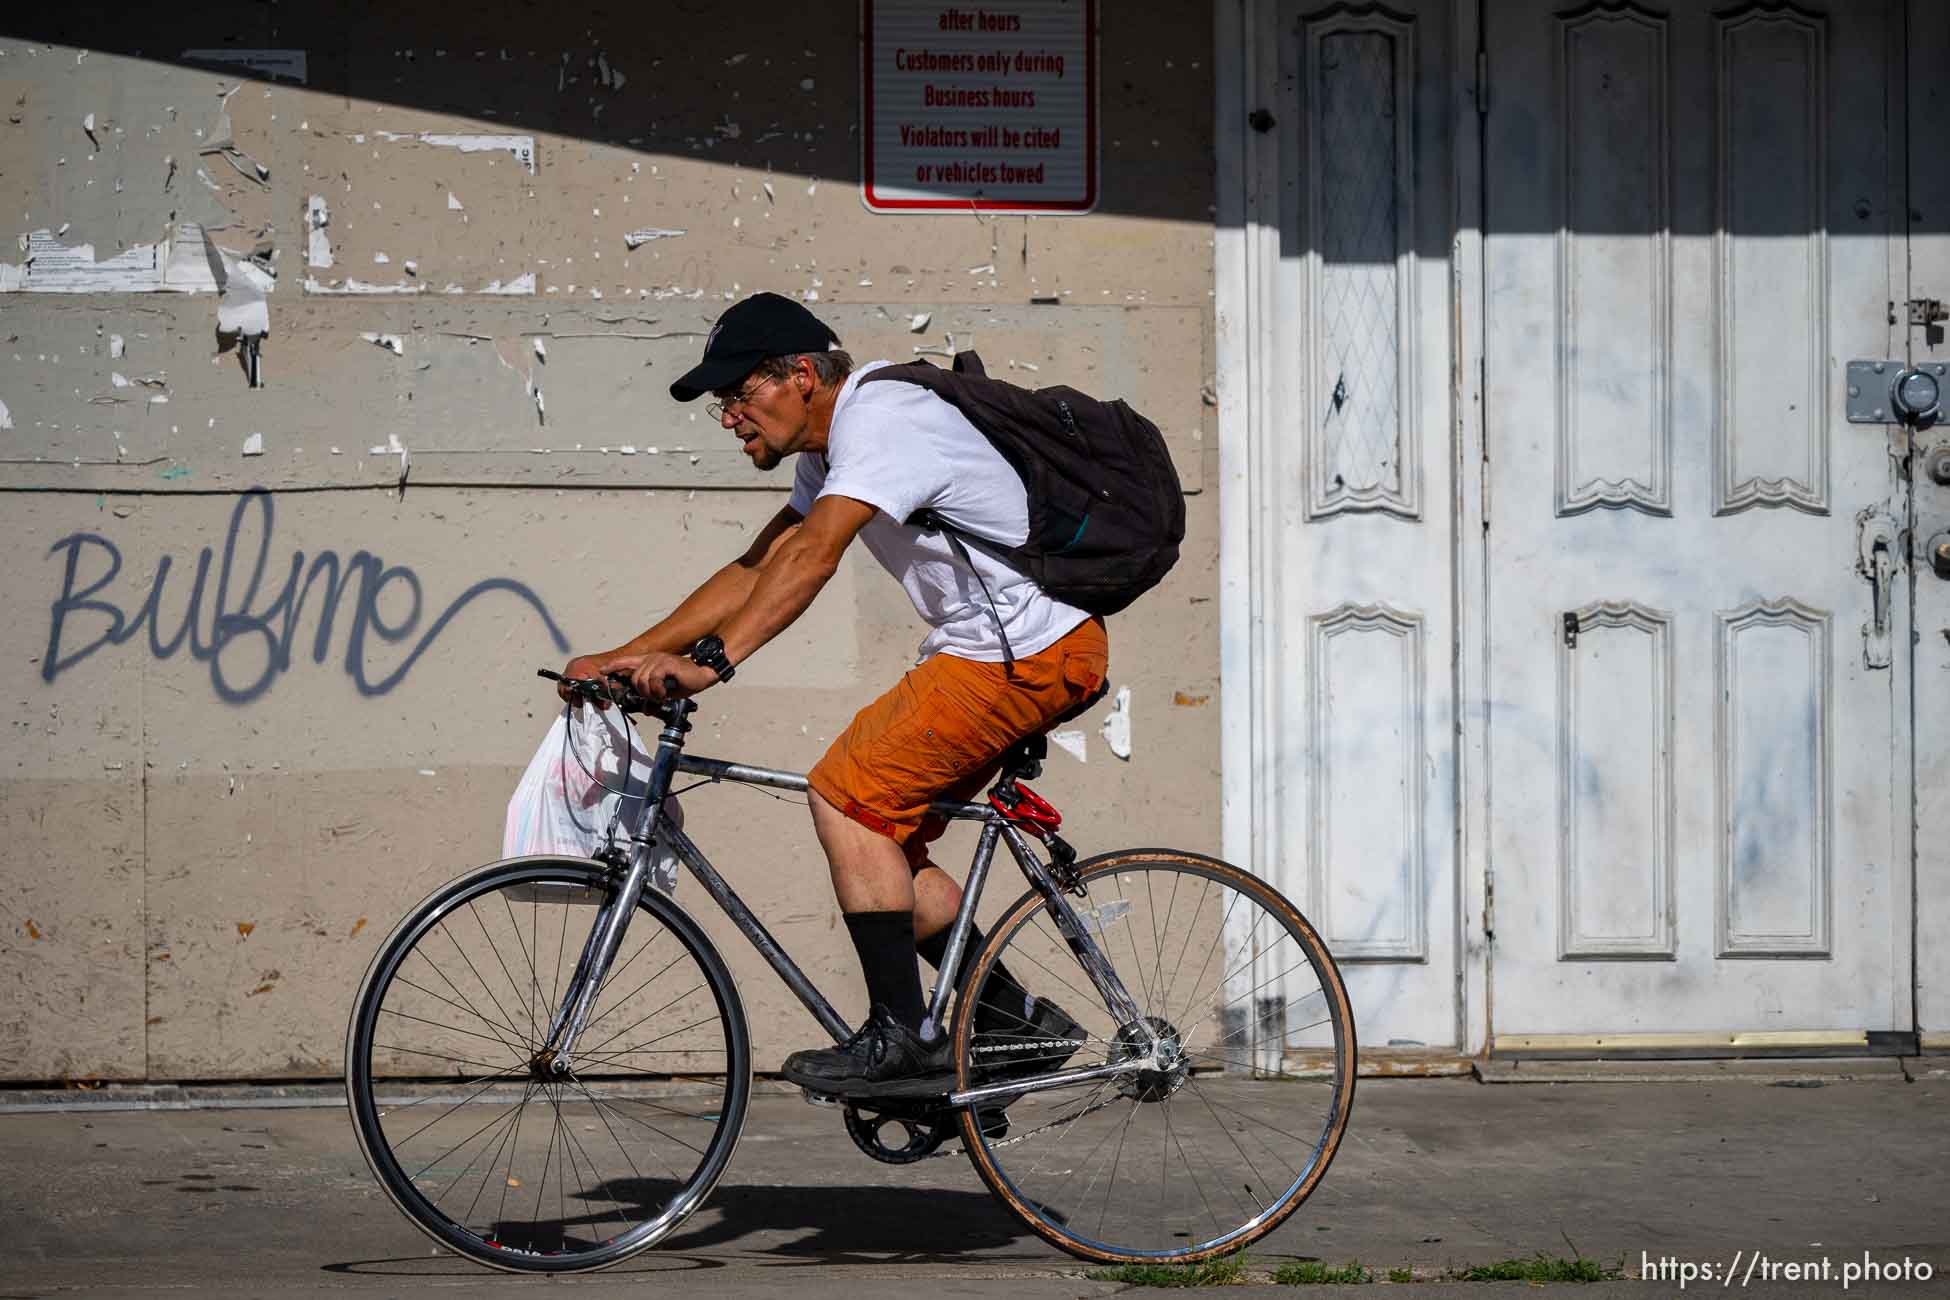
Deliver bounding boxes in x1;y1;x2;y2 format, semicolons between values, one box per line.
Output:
348;863;745;1269
957;855;1355;1262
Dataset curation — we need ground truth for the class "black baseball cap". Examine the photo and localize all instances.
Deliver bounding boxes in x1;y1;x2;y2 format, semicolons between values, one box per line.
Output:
668;292;842;401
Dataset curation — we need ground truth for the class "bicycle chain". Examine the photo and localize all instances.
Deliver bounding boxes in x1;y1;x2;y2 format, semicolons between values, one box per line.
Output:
917;1087;1126;1159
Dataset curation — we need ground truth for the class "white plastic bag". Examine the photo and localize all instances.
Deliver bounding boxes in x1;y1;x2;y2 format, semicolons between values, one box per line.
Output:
503;702;682;894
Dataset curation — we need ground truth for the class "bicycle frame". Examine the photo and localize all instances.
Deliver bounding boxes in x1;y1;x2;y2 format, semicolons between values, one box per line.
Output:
541;698;1153;1106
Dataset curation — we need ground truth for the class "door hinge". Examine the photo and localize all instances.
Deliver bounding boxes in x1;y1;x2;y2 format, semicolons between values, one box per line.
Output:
1908;298;1948;326
1475;49;1489;116
1562;611;1579;649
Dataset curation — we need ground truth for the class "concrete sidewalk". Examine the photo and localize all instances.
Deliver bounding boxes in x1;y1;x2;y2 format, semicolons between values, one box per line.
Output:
2;1070;1947;1297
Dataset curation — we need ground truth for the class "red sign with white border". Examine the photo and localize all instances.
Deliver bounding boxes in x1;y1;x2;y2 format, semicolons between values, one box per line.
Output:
862;0;1097;213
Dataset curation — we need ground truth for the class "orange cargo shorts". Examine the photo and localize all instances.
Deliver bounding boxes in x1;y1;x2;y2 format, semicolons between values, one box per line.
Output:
807;616;1109;867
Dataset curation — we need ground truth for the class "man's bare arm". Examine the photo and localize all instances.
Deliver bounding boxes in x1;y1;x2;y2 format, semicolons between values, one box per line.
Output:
603;503;804;659
614;494;875;704
717;495;876;667
556;505;803;702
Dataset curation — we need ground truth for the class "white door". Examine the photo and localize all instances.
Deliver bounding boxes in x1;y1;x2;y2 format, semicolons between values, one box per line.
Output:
1246;0;1464;1051
1483;0;1913;1045
1909;0;1950;1053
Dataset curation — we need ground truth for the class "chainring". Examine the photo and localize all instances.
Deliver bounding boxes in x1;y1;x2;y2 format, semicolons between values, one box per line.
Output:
842;1100;954;1164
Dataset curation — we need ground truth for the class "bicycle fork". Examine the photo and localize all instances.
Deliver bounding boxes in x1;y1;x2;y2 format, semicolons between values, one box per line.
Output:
538;710;689;1077
945;823;1160;1109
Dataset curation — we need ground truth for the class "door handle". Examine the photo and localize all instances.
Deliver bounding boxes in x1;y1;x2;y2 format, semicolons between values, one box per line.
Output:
1857;512;1897;669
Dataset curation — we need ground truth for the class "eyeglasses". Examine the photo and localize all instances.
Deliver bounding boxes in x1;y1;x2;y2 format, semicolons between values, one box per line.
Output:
706;374;780;422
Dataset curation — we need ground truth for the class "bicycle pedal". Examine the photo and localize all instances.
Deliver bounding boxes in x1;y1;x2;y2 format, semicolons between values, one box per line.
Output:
801;1087;842;1107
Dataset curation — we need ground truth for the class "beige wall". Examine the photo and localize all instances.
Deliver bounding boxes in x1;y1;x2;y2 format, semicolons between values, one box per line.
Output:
0;8;1219;1080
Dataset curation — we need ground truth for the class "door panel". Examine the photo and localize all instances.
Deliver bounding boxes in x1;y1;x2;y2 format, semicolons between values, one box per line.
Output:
1254;0;1461;1050
1910;0;1950;1051
1483;0;1909;1040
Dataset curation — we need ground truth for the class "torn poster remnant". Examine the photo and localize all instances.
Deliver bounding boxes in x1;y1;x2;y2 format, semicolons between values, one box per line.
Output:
1049;729;1087;763
180;49;308;83
5;224;231;293
307;196;332;268
217;259;274;337
374;131;537;174
19;232;158;292
481;273;537;295
361;332;405;355
1100;686;1132;761
624;228;687;248
303;277;423;295
241;432;264;456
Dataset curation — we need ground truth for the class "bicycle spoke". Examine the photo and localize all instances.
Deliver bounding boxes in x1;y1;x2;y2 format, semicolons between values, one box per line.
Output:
964;859;1353;1264
472;899;536;1050
409;945;532;1061
441;922;533;1056
351;868;748;1270
461;1080;535;1232
390;1065;532;1150
499;890;543;1047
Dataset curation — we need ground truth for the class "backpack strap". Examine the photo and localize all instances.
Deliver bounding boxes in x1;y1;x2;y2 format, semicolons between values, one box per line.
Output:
911;510;1016;668
867;354;1019;666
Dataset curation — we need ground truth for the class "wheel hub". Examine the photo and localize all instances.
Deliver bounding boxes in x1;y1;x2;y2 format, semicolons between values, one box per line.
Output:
1109;1016;1190;1102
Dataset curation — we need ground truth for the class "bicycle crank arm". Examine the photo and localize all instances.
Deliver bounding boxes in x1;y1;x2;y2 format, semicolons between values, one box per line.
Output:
947;1058;1145;1108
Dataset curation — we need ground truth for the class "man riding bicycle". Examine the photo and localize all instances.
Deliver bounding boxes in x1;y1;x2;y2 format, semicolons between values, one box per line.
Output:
560;292;1097;1095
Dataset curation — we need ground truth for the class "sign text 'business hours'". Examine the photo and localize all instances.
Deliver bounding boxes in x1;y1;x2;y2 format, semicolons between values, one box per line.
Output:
863;0;1097;213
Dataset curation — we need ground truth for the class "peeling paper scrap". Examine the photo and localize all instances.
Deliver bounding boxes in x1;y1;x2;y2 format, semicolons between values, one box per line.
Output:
481;272;536;295
306;195;332;269
304;277;423;295
0;398;11;430
908;312;931;332
180;49;308;82
1050;729;1088;763
624;227;686;248
109;334;125;358
361;331;404;355
21;231;161;293
1100;686;1132;761
532;337;547;361
446;191;464;211
375;131;537;173
161;224;226;293
241;432;264;456
218;260;274;337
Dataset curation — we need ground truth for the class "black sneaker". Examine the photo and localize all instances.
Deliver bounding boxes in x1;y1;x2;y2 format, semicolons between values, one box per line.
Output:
971;996;1088;1082
780;1004;954;1099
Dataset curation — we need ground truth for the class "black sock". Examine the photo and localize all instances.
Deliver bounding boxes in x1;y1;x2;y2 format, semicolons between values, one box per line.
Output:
843;910;926;1032
917;924;1033;1027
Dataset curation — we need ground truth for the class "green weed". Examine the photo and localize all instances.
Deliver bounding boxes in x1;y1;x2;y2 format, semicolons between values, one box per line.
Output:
1453;1252;1613;1282
1272;1259;1373;1284
1085;1252;1247;1287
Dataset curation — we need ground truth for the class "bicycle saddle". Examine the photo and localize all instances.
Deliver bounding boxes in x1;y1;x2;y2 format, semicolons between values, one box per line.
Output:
999;679;1111;778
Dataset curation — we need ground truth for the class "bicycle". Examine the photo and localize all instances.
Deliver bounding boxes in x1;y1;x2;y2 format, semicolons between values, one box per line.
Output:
345;667;1356;1272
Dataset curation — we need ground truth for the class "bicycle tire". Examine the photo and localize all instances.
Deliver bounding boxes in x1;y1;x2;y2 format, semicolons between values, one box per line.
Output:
952;849;1356;1264
345;855;750;1272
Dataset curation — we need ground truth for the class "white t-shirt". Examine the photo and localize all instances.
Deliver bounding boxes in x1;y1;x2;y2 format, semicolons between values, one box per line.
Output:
787;360;1089;663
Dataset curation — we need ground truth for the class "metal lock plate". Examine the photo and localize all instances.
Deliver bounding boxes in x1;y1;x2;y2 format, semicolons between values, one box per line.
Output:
1847;359;1948;424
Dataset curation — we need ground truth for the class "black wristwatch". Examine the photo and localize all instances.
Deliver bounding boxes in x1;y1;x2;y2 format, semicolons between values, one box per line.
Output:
690;634;735;683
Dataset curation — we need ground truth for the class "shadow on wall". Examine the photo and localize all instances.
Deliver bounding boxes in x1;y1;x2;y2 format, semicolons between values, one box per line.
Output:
1;1;1215;224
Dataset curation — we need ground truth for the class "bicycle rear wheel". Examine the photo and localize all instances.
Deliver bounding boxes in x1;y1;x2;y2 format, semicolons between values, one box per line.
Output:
345;856;750;1272
953;849;1355;1264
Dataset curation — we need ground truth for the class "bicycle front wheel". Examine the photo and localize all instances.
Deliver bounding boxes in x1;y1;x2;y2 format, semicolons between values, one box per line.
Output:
345;856;750;1272
953;849;1355;1264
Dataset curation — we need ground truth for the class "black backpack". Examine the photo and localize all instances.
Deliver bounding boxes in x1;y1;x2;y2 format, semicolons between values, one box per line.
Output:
859;352;1184;650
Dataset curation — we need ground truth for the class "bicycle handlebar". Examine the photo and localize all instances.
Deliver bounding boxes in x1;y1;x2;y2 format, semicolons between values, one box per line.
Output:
537;668;676;717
